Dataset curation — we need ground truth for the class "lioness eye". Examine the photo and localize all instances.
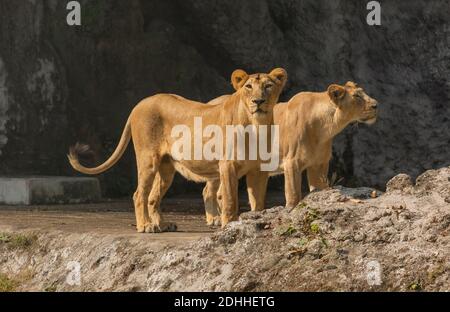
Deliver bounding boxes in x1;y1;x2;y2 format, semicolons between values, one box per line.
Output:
265;84;274;89
245;84;252;89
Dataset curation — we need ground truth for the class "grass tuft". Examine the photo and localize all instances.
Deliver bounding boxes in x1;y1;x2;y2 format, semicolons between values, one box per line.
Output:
0;233;37;250
0;273;17;292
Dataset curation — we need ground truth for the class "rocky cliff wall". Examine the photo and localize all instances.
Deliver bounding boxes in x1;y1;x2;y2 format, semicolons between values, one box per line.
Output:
0;0;449;195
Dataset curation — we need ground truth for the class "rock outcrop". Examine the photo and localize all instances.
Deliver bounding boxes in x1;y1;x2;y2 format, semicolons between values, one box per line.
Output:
0;0;449;195
1;166;449;291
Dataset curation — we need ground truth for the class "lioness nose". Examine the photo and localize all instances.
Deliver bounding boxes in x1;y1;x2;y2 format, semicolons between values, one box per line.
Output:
253;99;265;106
371;101;378;109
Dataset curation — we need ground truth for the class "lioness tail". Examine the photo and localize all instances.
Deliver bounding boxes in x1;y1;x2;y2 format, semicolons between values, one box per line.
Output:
67;118;131;175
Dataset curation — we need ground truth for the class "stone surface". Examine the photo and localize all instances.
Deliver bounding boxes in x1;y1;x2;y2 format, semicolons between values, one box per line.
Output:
0;176;101;205
0;0;449;196
386;174;414;193
0;166;449;291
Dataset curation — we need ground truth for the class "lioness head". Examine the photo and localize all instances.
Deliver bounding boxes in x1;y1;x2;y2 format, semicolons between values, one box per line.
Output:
231;68;288;118
328;81;378;125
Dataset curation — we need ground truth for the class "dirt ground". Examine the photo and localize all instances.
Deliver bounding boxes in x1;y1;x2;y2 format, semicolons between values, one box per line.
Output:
0;194;284;240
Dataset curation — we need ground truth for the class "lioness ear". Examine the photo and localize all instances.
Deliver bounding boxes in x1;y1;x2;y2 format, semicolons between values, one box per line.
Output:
269;68;288;88
345;81;358;88
231;69;249;91
328;84;346;104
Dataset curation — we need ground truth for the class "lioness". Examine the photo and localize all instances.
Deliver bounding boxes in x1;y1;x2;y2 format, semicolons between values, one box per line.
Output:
203;81;378;221
68;68;288;232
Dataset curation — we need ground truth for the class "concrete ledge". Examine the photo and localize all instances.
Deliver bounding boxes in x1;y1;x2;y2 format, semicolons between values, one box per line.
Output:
0;176;101;205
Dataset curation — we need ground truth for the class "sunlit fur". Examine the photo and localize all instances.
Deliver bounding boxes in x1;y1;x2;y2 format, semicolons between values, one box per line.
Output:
68;68;287;231
203;81;378;222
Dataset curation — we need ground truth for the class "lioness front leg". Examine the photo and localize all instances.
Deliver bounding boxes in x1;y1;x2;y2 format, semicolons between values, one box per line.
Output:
203;180;221;226
219;161;239;227
146;161;177;233
307;162;329;192
284;160;302;209
246;170;269;212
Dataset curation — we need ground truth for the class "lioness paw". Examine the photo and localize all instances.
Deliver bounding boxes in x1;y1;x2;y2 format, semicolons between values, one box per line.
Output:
136;225;146;233
145;222;178;233
206;216;221;227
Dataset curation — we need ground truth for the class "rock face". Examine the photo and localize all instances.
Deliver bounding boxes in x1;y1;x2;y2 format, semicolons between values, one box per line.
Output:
0;0;449;195
0;166;449;291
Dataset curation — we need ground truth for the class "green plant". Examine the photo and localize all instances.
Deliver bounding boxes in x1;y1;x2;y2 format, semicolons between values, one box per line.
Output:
310;223;320;234
305;208;320;223
276;225;298;236
0;273;17;292
296;202;308;209
0;233;37;250
283;225;297;236
0;233;9;243
409;282;422;291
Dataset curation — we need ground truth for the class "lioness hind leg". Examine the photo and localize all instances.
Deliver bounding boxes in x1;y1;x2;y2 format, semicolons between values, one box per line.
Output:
134;153;160;233
307;163;329;192
284;160;303;209
146;160;177;233
203;180;221;226
246;171;269;212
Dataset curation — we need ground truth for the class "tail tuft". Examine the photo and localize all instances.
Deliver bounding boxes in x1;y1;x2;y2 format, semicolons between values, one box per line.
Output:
68;143;94;168
67;117;131;175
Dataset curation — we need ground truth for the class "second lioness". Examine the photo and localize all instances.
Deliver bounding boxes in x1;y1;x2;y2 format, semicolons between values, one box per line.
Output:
204;81;378;223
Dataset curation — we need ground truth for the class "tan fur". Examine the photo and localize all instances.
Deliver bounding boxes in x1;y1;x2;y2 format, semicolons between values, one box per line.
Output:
68;68;287;232
203;81;378;221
